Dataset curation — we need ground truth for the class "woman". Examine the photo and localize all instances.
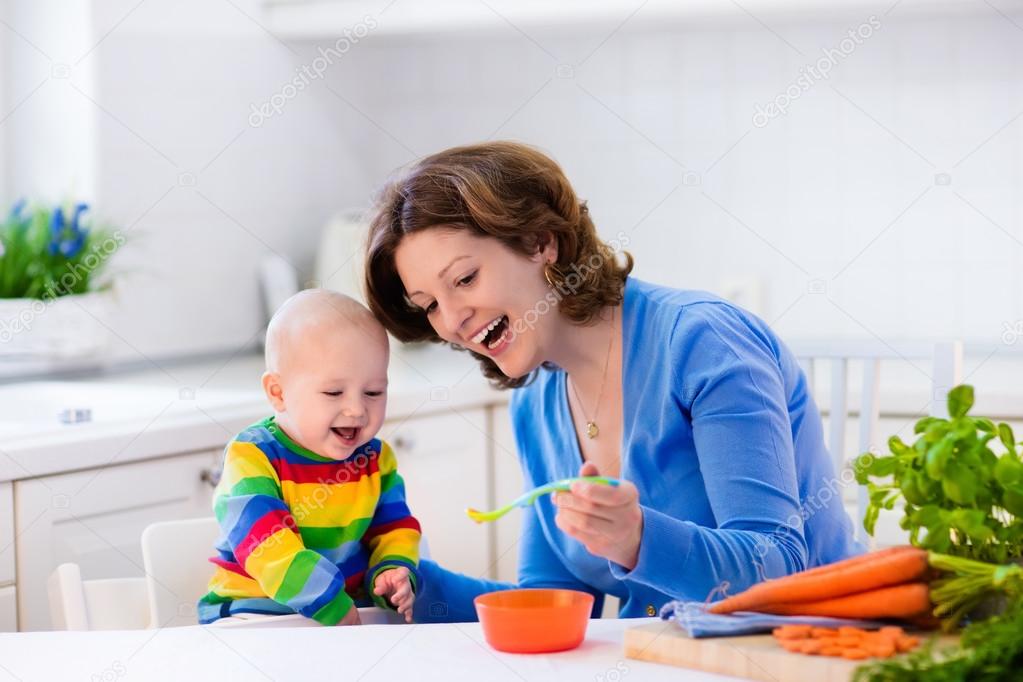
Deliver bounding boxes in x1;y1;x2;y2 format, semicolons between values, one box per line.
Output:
364;142;861;622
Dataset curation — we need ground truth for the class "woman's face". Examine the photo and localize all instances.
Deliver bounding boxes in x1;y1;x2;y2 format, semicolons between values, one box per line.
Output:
393;227;556;379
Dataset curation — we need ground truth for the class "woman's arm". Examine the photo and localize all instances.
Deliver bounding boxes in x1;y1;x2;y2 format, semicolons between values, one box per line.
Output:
411;503;603;623
615;303;810;597
557;303;812;602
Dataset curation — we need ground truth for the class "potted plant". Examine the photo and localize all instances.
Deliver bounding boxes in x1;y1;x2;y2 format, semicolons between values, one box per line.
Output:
0;200;124;361
855;385;1023;564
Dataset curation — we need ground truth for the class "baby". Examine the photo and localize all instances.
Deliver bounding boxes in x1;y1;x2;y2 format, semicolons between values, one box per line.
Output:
197;289;420;626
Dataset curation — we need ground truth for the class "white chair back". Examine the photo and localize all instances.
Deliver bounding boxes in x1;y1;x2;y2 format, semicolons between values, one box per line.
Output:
787;340;963;546
47;563;150;631
140;517;221;628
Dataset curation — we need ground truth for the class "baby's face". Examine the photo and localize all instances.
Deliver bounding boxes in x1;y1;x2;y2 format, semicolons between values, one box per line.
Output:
272;328;389;461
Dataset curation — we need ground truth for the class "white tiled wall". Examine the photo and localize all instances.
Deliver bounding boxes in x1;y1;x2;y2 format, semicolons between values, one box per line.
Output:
1;2;1021;383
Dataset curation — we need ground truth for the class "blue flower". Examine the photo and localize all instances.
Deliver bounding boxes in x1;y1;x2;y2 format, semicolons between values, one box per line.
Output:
70;203;89;235
47;204;88;258
9;198;26;221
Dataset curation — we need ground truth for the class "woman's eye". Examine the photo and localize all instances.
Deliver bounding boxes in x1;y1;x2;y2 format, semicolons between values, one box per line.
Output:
424;301;437;314
457;271;477;287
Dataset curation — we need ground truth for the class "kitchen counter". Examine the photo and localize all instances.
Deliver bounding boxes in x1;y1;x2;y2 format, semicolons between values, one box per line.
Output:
0;344;506;483
0;618;741;682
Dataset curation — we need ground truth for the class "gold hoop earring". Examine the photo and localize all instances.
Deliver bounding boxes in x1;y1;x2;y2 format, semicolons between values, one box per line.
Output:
544;263;562;289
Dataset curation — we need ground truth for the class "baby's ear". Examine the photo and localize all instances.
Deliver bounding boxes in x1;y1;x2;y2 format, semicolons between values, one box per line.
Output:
261;371;286;411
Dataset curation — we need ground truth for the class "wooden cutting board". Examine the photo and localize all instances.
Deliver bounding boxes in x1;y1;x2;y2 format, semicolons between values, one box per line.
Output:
624;621;957;682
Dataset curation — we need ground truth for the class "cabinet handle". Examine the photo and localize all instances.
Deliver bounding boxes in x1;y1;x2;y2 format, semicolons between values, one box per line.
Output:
200;467;222;488
391;435;415;451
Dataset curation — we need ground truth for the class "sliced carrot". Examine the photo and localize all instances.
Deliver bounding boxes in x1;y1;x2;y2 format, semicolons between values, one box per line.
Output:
772;625;811;639
865;640;896;658
775;623;920;660
878;625;905;639
709;547;929;614
895;636;920;653
755;582;931;620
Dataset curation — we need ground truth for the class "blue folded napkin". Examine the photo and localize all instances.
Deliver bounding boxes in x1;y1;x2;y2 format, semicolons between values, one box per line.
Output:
659;600;885;638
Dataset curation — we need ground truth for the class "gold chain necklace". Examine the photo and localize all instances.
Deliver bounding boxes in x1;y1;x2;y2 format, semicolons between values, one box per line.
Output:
568;308;615;439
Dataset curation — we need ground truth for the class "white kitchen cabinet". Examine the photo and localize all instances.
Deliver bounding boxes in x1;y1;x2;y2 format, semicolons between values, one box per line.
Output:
14;449;221;631
490;404;524;584
383;408;492;581
0;482;14;586
0;585;16;632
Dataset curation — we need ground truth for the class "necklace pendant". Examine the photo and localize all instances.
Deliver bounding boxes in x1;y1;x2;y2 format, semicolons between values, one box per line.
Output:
586;421;599;439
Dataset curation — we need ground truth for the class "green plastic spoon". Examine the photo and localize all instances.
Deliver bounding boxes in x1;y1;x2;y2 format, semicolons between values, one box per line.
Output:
466;476;621;523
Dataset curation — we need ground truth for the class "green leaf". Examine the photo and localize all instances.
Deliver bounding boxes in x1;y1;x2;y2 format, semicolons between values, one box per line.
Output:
887;435;910;456
941;460;978;505
999;423;1017;452
863;503;879;536
924;421;950;444
911;504;942;527
900;470;928;505
975;417;997;433
1002;485;1023;517
995;455;1023;487
925;439;953;479
914;416;943;435
947;384;974;418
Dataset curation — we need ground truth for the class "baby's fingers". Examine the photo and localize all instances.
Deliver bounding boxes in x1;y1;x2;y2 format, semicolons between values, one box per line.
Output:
390;582;412;604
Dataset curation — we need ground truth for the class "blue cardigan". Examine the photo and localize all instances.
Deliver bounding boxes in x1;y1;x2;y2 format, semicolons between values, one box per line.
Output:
412;277;862;622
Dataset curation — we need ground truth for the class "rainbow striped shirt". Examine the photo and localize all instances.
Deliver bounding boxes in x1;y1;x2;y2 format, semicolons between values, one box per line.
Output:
197;417;421;625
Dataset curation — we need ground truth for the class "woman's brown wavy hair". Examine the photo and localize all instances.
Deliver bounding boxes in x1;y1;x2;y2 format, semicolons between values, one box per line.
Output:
364;141;633;390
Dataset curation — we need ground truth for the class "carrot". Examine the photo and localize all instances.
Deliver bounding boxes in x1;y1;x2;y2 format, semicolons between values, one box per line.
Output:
756;582;932;620
895;635;920;653
772;623;920;660
708;547;929;614
878;626;905;639
772;625;811;639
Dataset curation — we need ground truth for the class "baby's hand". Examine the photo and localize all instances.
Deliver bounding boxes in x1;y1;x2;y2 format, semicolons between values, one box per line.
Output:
339;604;361;626
373;567;414;623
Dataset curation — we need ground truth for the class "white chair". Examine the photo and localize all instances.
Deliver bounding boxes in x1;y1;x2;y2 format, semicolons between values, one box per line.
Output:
47;564;149;631
50;516;427;630
141;517;222;628
787;340;963;547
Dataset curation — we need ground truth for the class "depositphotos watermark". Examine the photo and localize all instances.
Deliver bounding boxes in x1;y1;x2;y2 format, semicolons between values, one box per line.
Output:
249;15;379;128
752;15;881;128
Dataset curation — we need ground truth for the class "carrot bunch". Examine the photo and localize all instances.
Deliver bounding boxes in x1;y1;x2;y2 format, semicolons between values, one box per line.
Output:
709;546;934;621
772;625;920;660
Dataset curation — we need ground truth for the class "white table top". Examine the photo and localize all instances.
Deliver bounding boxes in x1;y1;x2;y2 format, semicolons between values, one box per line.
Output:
0;618;743;682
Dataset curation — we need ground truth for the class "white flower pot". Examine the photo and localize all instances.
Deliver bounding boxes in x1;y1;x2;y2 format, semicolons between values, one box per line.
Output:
0;291;113;360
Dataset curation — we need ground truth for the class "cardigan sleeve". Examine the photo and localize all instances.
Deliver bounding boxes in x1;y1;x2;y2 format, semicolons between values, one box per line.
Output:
609;302;809;601
410;489;604;623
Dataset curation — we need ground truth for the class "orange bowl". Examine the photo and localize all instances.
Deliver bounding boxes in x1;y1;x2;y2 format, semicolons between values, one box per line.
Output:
474;588;594;653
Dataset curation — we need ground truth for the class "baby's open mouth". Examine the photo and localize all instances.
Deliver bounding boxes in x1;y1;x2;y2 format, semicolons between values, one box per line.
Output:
332;426;359;443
